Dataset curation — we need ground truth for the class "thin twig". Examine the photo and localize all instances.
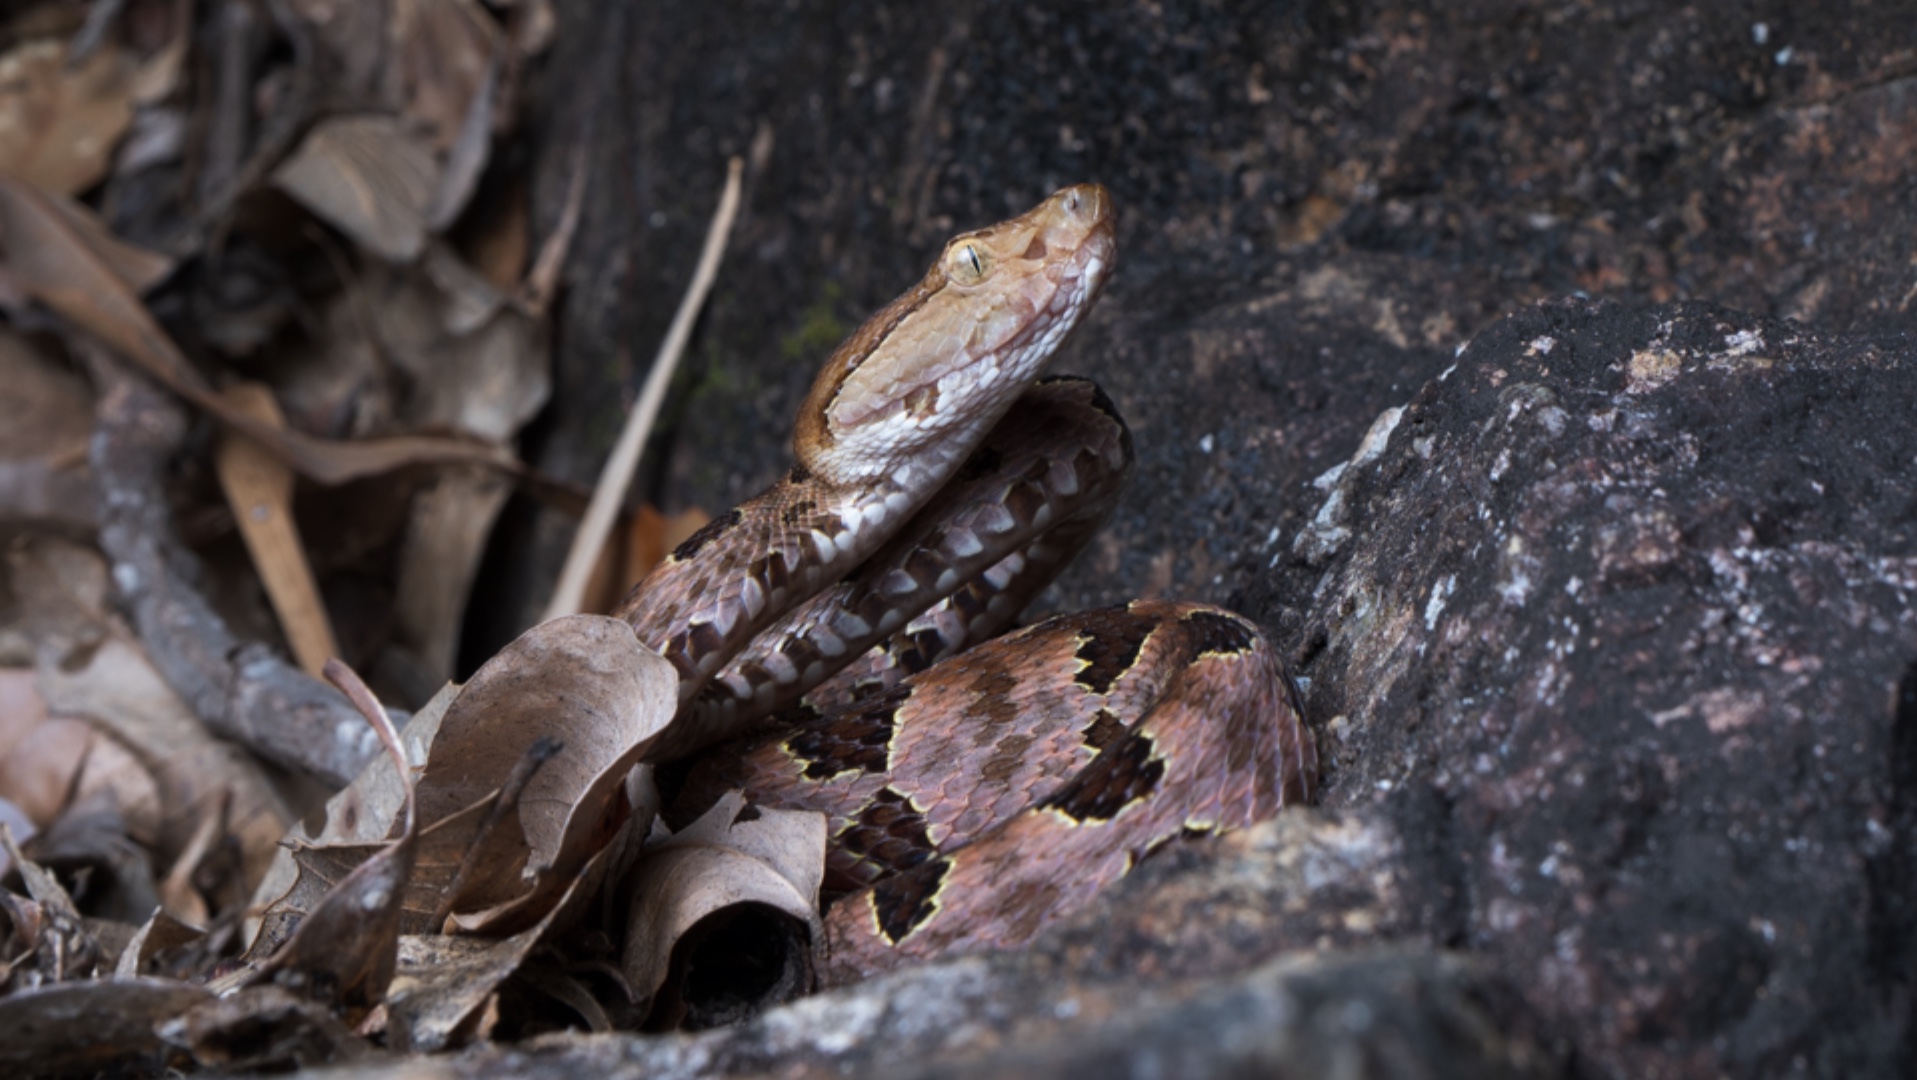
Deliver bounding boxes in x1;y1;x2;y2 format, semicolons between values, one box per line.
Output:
542;156;744;621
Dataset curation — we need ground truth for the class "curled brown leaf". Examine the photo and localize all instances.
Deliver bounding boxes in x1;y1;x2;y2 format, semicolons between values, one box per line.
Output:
620;791;826;1023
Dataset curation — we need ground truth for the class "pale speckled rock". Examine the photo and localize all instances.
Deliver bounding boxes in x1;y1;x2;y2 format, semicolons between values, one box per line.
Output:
1278;299;1917;1078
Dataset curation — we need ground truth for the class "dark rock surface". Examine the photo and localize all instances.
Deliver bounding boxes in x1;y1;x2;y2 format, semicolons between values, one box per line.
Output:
1286;299;1917;1077
330;812;1556;1080
474;1;1917;1077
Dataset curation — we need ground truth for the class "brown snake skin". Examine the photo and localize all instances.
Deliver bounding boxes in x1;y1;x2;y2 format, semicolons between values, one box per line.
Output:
616;186;1317;985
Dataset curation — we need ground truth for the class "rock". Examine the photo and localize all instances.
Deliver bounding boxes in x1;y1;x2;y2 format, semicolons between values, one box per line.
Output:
1287;299;1917;1077
318;811;1556;1079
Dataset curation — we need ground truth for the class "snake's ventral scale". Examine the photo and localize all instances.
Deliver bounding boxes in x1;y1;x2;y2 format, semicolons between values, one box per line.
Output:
616;184;1317;985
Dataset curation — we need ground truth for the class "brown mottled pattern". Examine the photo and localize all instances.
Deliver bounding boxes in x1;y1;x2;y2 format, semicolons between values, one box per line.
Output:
672;609;1187;873
815;600;1316;985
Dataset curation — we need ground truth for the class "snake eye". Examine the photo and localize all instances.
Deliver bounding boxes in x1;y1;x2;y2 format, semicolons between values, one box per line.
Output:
946;241;989;284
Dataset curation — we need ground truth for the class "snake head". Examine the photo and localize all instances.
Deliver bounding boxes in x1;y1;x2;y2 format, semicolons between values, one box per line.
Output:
795;184;1117;487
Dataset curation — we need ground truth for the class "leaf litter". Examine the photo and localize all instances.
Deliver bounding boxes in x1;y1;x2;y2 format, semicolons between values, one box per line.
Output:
0;1;850;1073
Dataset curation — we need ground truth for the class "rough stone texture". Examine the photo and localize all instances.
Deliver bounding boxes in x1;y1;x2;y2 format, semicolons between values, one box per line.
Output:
326;812;1559;1079
1283;299;1917;1078
464;2;1917;1078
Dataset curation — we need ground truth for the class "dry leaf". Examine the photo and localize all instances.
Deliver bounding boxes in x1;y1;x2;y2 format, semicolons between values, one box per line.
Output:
423;51;498;230
506;0;559;57
282;0;388;102
69;731;163;851
0;38;137;195
414;616;675;932
214;381;341;677
385;933;527;1050
10;536;291;883
0;327;94;529
243;662;416;1011
384;838;618;1052
0;797;31;876
392;467;512;685
378;246;550;438
29;183;174;291
620;791;826;1017
259;287;390;439
2;822;102;985
155;794;228;926
468;178;530;290
243;681;457;937
0;668;71;828
273;114;439;263
0;666;49;749
0;714;92;829
0;176;517;484
114;907;205;979
387;0;501;151
21;788;162;925
284;0;500;152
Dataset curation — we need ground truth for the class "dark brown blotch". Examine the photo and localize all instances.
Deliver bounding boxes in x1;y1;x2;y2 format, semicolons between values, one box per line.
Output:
1072;605;1159;695
755;549;791;592
1140;823;1216;863
1040;731;1165;822
895;627;947;675
1002;480;1048;528
784;684;907;780
971;667;1021;738
833;787;937;886
684;620;726;662
771;701;823;726
956;445;1004;482
902;546;945;588
1084;382;1136;463
950;582;989;620
671;508;742;560
1080;707;1127;751
779;494;819;528
869;856;951;944
1183;609;1257;656
979;731;1037;783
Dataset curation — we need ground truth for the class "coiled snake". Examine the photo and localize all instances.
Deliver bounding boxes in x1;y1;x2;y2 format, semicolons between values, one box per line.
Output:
616;185;1317;985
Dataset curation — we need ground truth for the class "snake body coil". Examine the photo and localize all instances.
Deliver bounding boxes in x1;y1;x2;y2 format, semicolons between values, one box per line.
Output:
617;186;1316;984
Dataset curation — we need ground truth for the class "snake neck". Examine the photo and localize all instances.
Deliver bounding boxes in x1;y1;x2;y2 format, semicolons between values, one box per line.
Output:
618;437;978;741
